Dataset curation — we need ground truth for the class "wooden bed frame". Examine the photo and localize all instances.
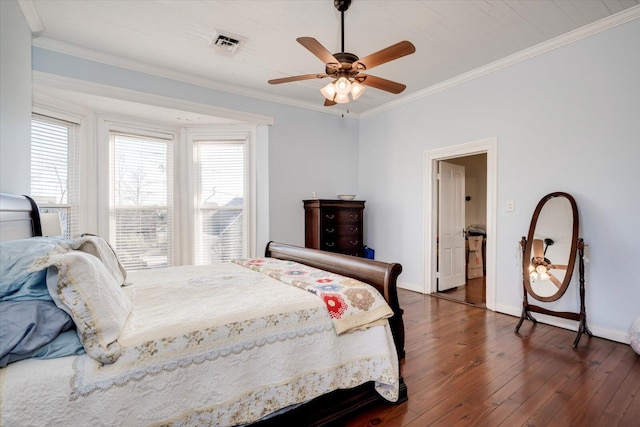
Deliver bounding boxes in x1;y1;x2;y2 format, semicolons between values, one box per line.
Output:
0;192;407;426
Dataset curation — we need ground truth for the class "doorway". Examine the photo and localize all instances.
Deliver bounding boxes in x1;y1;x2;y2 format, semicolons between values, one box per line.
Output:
424;137;497;311
436;155;487;307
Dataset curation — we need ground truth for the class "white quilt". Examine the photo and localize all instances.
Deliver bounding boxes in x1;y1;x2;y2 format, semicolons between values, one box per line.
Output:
0;262;399;426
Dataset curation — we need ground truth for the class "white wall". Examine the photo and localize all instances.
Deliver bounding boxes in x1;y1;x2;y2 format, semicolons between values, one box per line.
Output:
359;18;640;342
0;0;32;194
28;48;360;250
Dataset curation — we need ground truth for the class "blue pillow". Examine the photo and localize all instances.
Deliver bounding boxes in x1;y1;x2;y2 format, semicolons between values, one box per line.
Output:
0;300;82;367
0;237;69;301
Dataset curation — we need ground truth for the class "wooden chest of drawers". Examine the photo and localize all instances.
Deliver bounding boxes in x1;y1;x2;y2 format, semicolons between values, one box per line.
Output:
303;199;365;257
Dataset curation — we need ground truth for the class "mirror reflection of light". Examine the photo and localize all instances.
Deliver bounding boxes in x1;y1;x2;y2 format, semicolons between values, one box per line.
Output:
529;264;551;281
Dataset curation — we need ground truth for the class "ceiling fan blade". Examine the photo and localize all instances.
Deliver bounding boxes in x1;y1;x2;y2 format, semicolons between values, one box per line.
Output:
532;239;545;259
297;37;341;69
549;273;563;289
549;264;568;270
358;74;406;94
354;41;416;71
268;73;328;85
324;98;337;107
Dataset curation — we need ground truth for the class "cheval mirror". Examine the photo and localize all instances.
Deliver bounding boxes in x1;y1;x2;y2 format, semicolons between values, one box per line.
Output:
515;192;593;348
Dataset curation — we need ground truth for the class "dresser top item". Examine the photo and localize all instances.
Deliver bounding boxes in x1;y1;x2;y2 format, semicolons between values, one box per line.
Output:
303;199;365;208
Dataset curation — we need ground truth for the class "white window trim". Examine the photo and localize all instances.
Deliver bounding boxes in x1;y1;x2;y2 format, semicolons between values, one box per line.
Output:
186;125;257;262
96;115;178;265
97;117;257;266
32;99;91;234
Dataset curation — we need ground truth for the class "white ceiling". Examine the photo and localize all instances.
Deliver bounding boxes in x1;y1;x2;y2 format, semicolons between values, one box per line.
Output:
23;0;640;118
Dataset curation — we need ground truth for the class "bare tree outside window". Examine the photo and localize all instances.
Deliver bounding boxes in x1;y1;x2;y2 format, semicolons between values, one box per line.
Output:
111;133;172;271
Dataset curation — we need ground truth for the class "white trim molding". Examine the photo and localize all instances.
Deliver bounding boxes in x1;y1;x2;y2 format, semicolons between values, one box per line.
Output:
33;71;274;126
424;137;498;311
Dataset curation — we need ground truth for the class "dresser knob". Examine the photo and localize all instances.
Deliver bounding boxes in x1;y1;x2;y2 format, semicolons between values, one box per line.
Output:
350;214;358;219
325;228;335;233
325;242;335;247
350;240;359;245
325;214;335;219
349;227;358;232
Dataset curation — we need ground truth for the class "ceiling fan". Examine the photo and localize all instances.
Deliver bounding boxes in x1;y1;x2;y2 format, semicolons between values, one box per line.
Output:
529;238;568;288
268;0;416;106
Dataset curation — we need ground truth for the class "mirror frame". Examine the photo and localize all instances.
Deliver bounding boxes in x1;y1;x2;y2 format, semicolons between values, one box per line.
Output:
522;192;579;302
516;191;592;348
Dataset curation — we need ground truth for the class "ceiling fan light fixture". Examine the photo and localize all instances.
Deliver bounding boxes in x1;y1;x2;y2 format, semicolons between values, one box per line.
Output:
335;76;352;95
350;81;366;100
334;93;350;104
320;82;336;100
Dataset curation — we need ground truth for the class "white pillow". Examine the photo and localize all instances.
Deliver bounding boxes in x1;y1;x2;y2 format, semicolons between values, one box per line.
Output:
71;234;127;286
43;251;133;364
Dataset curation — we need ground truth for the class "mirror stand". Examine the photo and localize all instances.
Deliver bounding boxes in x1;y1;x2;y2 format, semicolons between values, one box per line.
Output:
515;237;593;348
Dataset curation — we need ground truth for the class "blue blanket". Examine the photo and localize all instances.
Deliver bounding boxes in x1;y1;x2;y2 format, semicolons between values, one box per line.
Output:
0;300;84;367
0;237;85;366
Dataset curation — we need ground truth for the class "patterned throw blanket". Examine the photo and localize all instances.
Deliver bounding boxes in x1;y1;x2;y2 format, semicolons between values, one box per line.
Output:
232;258;394;334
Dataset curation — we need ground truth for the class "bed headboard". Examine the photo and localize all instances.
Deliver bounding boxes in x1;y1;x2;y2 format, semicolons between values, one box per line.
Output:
0;193;42;241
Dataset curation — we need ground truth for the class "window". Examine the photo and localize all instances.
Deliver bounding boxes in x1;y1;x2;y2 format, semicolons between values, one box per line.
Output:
194;139;247;264
109;132;173;271
30;114;79;238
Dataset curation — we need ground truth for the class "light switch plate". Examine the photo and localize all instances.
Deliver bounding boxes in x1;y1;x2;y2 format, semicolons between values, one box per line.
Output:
506;201;515;212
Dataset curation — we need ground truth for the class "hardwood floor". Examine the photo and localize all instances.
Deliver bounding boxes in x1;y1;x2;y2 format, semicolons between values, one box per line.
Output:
342;289;640;426
434;276;486;308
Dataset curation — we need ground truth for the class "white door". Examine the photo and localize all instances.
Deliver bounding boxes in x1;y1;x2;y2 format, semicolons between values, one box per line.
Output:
438;161;466;291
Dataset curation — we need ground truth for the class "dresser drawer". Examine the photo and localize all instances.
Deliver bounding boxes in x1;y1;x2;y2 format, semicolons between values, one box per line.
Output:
320;237;362;255
320;223;361;238
319;209;362;224
335;209;362;224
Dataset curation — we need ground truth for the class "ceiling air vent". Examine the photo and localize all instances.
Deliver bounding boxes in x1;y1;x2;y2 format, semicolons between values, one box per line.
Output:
210;30;246;55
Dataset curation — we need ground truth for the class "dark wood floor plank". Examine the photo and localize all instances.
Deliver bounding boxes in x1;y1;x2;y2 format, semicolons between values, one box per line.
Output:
500;340;614;426
596;356;640;427
544;343;633;426
342;290;640;427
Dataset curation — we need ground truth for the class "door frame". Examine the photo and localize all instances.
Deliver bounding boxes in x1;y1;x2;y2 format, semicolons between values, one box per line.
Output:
423;137;498;310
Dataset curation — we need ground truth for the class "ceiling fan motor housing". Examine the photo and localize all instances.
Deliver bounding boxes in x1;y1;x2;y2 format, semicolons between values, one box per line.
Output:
326;52;362;76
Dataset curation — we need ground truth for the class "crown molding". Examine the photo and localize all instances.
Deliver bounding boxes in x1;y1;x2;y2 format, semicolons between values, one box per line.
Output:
32;71;275;126
18;0;44;34
362;5;640;119
31;37;355;119
30;4;639;120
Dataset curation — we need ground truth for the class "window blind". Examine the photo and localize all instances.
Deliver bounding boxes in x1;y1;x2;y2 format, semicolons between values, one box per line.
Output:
110;132;173;271
194;140;247;264
30;114;79;238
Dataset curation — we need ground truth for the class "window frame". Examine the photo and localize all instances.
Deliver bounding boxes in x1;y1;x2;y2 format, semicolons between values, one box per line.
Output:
186;126;257;264
30;104;86;237
97;117;178;267
96;118;257;268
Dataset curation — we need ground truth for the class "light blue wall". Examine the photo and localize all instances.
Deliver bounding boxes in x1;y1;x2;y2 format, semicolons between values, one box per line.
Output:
30;48;360;248
4;0;638;342
0;0;32;194
359;18;640;340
